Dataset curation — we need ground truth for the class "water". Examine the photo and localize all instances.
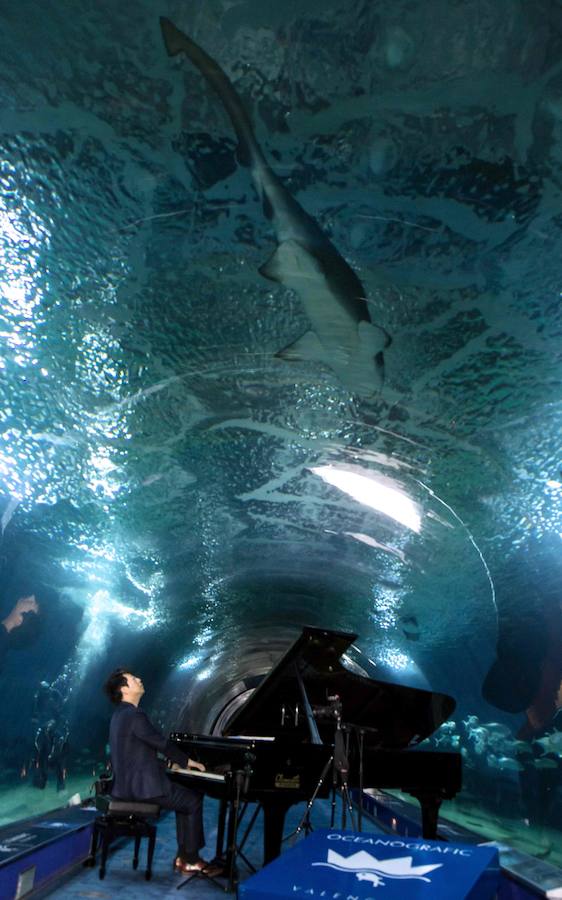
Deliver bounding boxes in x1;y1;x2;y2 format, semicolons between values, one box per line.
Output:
0;0;560;868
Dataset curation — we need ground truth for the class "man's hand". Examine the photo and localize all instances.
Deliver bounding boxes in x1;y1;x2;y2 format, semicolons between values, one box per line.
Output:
2;595;38;633
168;759;206;773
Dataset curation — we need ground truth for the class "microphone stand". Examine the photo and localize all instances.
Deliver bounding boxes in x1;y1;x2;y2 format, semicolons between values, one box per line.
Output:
224;765;248;892
358;727;365;832
331;712;356;831
289;705;357;841
346;722;379;834
178;759;253;894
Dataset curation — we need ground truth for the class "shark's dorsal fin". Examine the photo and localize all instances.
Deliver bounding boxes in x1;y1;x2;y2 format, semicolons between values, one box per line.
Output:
259;242;295;283
259;239;320;283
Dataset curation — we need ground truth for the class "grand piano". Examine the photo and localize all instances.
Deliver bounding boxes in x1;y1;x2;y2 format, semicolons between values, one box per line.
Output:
169;626;461;864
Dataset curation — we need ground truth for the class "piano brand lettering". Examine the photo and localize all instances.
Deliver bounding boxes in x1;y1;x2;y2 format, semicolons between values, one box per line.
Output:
327;833;472;856
275;773;301;789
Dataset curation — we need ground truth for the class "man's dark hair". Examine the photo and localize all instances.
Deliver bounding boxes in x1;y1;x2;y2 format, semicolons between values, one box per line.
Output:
104;668;129;704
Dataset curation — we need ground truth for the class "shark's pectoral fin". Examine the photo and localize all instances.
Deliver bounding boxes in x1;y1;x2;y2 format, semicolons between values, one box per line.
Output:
357;320;391;390
358;319;391;356
374;350;385;380
276;330;326;364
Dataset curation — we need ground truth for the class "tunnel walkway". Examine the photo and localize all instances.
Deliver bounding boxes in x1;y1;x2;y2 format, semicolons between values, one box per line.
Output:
45;796;381;899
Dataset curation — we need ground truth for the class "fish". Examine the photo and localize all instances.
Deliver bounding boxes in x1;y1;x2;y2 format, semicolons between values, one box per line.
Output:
160;17;391;398
483;721;511;735
534;732;562;756
496;756;523;772
533;757;558;769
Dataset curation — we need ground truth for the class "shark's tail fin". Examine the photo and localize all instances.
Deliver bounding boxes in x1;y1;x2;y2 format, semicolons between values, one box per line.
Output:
160;17;188;57
160;17;262;170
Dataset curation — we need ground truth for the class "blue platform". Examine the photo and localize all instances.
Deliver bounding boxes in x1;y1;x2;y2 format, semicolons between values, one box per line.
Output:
0;806;97;899
239;829;500;900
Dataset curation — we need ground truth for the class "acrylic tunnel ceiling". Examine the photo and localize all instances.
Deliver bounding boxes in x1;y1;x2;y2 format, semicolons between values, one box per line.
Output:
0;0;561;718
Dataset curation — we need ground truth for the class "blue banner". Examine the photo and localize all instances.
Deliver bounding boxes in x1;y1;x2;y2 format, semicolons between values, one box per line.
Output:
240;830;500;900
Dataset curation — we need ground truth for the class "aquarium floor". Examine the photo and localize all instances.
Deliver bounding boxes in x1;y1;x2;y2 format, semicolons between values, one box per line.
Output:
0;775;94;827
439;796;562;871
42;795;376;899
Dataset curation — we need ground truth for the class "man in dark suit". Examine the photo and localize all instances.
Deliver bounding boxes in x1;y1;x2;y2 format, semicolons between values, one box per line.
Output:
104;668;221;876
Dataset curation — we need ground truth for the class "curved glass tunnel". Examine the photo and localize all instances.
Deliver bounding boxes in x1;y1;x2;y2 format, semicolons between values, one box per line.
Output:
0;0;561;869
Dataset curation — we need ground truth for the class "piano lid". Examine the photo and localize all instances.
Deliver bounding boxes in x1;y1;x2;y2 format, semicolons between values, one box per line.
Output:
219;626;455;750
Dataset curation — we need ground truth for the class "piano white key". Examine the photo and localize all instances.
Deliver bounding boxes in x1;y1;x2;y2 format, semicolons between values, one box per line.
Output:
170;767;226;782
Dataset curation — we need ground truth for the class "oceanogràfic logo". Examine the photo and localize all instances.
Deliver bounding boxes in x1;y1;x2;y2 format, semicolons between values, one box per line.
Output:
312;849;442;889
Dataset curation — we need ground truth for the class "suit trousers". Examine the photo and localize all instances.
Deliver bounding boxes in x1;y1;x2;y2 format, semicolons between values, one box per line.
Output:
152;782;205;861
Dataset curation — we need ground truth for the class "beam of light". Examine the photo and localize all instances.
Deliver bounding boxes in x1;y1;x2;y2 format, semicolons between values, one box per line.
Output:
310;465;422;532
195;666;215;682
62;588;161;695
124;566;164;599
194;626;214;646
370;586;402;631
79;588;159;658
86;448;121;499
376;647;412;671
87;588;160;629
178;654;202;670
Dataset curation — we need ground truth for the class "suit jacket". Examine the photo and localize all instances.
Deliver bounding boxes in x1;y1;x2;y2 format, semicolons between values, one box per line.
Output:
109;701;188;800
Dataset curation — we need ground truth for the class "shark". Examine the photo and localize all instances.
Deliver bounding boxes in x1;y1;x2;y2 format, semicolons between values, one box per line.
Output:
160;17;391;397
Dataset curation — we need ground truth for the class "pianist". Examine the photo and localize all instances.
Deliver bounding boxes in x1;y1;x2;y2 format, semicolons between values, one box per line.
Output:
103;668;222;876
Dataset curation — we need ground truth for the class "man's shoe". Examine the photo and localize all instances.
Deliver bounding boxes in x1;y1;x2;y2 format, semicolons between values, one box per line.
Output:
176;857;224;877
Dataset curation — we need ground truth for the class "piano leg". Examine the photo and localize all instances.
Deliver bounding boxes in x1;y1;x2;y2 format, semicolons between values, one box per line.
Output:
411;792;444;841
262;802;292;864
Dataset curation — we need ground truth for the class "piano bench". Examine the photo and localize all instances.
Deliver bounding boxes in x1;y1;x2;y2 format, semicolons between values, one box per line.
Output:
85;800;160;881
